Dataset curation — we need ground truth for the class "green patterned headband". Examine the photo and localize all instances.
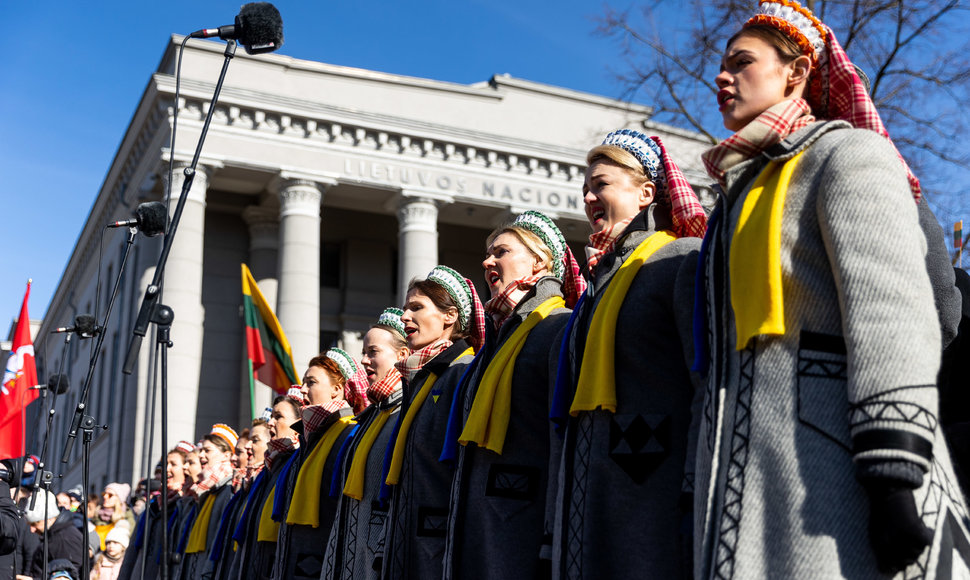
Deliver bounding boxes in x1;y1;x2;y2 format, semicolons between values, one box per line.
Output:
426;265;472;330
510;210;567;278
325;347;358;380
376;307;406;338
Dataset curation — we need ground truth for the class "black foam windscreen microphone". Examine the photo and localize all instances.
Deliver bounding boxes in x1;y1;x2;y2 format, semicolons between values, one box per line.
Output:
31;374;70;394
52;314;98;338
108;201;167;237
189;3;284;55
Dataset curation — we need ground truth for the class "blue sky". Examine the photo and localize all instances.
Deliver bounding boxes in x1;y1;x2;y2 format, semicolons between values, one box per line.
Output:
0;0;642;326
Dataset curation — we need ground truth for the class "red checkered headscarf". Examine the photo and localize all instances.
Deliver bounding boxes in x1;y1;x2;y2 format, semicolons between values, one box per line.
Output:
709;0;920;200
595;131;708;239
817;26;920;200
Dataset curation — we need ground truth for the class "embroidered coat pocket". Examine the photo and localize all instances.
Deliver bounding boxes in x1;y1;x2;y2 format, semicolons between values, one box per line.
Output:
796;330;850;450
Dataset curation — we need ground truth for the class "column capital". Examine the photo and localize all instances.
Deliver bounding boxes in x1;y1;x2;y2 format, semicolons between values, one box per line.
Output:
242;205;280;251
164;162;214;206
396;195;440;235
277;180;324;219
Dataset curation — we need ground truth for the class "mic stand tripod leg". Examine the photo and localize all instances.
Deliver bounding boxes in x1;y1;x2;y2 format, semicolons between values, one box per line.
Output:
152;304;174;580
34;468;54;580
78;413;100;580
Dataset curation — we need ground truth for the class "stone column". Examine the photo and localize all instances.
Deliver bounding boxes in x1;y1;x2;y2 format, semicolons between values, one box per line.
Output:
396;195;440;304
162;162;210;444
242;203;280;419
275;179;325;372
339;329;363;364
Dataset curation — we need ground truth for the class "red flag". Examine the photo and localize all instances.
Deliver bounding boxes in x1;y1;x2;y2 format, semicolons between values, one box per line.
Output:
1;281;38;460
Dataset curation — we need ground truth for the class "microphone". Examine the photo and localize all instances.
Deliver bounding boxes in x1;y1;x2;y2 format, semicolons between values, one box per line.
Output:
108;202;167;237
52;315;99;338
30;375;70;394
189;3;284;55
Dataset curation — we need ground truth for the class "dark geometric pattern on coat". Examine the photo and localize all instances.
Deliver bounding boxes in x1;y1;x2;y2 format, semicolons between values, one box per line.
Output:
608;414;672;484
565;414;593;580
848;387;938;433
796;331;851;449
343;500;360;579
485;464;540;501
294;553;323;579
682;472;695;495
906;459;970;579
369;502;389;555
714;344;755;580
416;506;448;538
929;509;970;579
324;521;338;577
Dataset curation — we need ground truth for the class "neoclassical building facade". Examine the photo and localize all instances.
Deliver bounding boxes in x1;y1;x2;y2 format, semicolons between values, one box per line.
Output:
35;36;714;489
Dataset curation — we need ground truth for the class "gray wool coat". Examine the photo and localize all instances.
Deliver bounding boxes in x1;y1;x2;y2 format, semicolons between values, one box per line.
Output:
323;388;404;580
273;409;353;580
550;205;702;580
694;121;970;579
178;482;233;580
381;340;474;580
227;454;288;580
442;277;571;580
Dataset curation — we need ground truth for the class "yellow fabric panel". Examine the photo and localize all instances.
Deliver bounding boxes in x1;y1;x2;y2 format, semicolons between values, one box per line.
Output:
570;230;678;416
256;486;279;543
730;152;805;349
286;416;355;527
185;494;216;554
460;297;564;453
343;409;393;500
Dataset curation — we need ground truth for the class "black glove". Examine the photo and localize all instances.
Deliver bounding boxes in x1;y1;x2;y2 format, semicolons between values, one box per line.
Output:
864;483;932;574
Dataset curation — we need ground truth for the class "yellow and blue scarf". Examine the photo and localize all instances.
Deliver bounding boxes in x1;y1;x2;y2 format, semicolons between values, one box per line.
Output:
459;297;564;454
285;416;355;527
570;230;678;415
184;493;216;554
343;408;396;500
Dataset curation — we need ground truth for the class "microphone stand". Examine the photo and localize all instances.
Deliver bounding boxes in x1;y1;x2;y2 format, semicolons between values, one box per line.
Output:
33;333;71;580
61;226;140;580
122;39;237;580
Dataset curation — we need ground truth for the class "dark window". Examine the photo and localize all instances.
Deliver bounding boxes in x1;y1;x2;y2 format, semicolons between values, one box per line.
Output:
320;331;339;351
321;243;341;288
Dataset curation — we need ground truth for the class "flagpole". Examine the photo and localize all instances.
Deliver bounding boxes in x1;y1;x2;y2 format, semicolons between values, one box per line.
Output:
248;359;257;420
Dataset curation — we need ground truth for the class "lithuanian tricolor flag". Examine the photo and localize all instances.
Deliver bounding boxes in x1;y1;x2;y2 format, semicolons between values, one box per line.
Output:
241;263;299;396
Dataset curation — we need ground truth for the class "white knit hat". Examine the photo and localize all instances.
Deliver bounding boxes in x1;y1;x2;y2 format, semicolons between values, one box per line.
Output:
105;526;130;549
24;489;59;523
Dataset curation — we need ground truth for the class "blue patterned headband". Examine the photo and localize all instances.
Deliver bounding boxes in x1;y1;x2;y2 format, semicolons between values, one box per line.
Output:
600;129;667;196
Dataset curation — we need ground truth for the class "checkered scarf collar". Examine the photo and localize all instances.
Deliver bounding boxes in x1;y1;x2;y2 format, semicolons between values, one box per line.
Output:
702;98;815;186
189;459;233;498
367;365;403;404
344;367;370;415
585;216;636;278
484;275;543;329
395;339;452;384
264;433;299;470
245;461;264;488
231;470;244;493
302;399;350;434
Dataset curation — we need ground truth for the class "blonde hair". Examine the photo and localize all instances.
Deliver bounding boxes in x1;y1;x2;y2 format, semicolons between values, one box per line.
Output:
586;144;670;209
485;225;554;274
586;145;651;186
